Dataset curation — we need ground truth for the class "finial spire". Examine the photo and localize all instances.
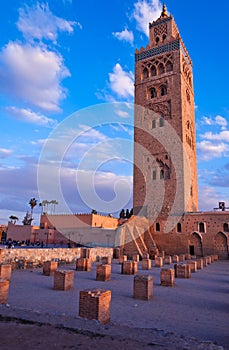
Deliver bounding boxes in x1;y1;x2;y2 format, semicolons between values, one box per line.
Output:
161;3;168;17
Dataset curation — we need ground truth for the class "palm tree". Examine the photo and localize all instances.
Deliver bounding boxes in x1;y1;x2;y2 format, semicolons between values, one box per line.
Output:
50;200;58;214
29;198;37;217
9;215;19;224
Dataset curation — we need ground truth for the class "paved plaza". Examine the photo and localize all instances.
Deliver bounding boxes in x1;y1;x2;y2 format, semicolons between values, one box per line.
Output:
0;259;228;349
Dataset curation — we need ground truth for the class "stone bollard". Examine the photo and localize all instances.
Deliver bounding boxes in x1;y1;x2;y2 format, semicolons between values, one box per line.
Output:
172;255;179;263
185;254;191;260
203;257;208;267
213;255;218;261
79;289;111;324
113;248;121;259
159;251;165;259
142;259;152;270
122;261;138;275
119;255;127;264
179;254;185;262
43;261;58;276
101;256;111;265
96;264;111;282
211;255;215;263
143;253;150;259
164;256;172;265
196;259;204;270
132;254;140;262
206;256;212;264
76;258;91;272
155;257;163;267
160;268;175;286
53;270;74;291
0;264;12;281
81;248;90;259
175;264;191;278
0;278;10;304
133;274;153;300
187;260;197;273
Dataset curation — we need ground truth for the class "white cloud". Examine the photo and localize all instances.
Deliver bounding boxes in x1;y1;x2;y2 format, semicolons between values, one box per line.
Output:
108;63;134;99
197;140;228;161
113;28;134;45
0;149;12;158
17;2;78;44
5;106;57;127
0;42;70;112
133;0;162;36
215;115;228;129
201;115;228;130
200;130;229;143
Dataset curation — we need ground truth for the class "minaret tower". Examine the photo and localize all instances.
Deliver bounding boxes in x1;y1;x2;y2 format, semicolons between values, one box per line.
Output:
133;4;198;221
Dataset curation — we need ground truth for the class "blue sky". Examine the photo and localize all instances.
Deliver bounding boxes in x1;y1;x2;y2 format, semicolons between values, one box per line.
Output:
0;0;229;225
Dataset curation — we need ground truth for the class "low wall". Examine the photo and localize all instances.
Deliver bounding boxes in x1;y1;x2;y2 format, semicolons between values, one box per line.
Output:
0;247;114;268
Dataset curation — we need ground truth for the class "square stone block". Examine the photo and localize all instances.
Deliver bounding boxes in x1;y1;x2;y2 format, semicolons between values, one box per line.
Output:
133;274;153;300
159;251;165;259
143;253;150;259
119;255;127;264
96;264;111;281
155;257;163;267
179;254;185;262
113;248;121;259
53;270;74;291
160;268;175;286
81;248;90;259
175;264;191;278
132;254;139;262
43;261;58;276
172;255;179;263
196;259;204;269
188;260;197;272
213;255;218;261
0;278;10;304
142;258;152;270
79;289;111;324
164;256;172;265
76;258;91;271
0;264;12;281
203;257;208;267
122;261;138;275
185;254;191;260
101;256;111;265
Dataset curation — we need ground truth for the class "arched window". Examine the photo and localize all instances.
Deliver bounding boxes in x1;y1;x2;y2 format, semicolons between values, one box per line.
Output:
156;222;160;231
159;117;164;127
156;37;160;45
153;169;157;180
161;85;167;96
199;222;205;233
162;34;167;41
223;223;229;232
166;61;173;72
177;223;182;233
158;63;165;75
143;68;149;79
160;169;164;179
150;87;157;98
151;65;156;76
152;119;156;128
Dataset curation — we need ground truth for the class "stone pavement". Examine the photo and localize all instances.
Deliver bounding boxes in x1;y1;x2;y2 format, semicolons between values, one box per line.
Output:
0;259;228;349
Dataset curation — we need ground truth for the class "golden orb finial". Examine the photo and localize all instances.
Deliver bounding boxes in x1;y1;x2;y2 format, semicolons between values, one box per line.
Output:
161;3;168;17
